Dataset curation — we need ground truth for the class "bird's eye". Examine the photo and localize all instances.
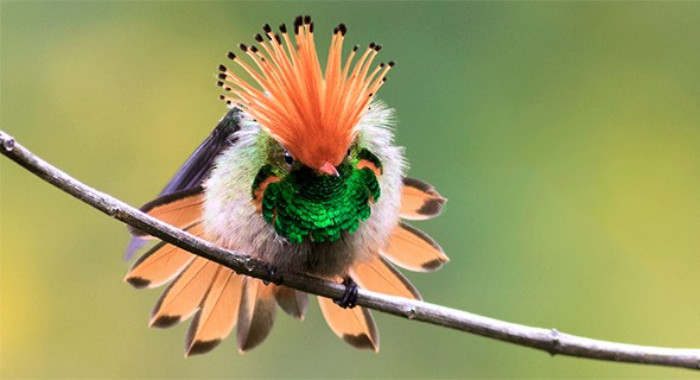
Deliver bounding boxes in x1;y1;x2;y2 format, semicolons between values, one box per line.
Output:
284;150;294;166
346;147;352;157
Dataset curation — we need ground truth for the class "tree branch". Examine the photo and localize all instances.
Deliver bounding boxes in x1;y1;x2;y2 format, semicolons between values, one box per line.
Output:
1;129;698;370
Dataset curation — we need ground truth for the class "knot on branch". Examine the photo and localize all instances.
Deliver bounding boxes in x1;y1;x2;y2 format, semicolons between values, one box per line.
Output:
549;328;561;356
402;305;418;320
107;205;123;218
0;131;15;152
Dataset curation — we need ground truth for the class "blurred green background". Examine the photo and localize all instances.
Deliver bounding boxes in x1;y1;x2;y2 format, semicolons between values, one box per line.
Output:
2;1;700;378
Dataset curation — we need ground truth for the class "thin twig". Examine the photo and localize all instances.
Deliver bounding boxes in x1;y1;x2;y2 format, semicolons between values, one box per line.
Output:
1;129;699;370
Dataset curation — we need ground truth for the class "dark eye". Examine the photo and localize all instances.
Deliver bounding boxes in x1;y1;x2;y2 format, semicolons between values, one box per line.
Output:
284;150;294;166
346;147;352;157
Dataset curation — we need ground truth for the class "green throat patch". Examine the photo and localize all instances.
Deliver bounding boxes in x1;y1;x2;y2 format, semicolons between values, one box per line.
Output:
256;162;381;243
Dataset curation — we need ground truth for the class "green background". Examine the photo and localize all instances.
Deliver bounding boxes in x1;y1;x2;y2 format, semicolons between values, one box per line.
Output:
2;1;700;378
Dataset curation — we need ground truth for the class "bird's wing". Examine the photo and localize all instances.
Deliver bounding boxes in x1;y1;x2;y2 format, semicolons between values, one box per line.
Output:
125;108;242;259
159;108;242;196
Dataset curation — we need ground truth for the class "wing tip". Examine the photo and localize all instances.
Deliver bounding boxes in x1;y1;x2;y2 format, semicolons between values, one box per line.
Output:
342;333;379;352
185;339;222;357
125;276;151;289
421;256;450;271
236;322;276;353
236;282;278;353
236;333;267;353
275;287;309;320
400;177;448;220
150;314;181;329
415;196;447;218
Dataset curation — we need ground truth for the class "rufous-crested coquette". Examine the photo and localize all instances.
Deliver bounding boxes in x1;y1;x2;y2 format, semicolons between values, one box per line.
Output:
125;15;449;356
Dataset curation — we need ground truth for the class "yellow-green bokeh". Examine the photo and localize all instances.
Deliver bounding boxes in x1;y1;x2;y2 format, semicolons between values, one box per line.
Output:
2;1;700;378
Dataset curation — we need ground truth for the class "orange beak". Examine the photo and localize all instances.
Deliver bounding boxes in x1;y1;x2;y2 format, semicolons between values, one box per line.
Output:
318;161;340;177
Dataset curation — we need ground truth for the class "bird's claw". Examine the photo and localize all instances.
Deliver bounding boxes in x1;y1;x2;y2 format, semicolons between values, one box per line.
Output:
334;277;358;309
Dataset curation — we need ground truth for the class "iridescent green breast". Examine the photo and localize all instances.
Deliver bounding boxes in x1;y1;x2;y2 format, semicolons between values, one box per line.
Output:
258;162;380;243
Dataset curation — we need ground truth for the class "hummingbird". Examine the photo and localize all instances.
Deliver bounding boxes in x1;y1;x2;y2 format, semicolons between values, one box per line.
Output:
124;15;448;356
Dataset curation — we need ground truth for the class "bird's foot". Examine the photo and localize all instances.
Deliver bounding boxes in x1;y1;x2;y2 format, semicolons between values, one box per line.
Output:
334;277;358;309
262;265;283;286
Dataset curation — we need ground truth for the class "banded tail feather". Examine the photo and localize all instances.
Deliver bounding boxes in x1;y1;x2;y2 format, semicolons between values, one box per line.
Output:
185;268;243;356
350;255;422;300
399;177;447;220
124;222;203;289
149;258;220;329
237;278;278;352
318;291;379;352
380;222;450;272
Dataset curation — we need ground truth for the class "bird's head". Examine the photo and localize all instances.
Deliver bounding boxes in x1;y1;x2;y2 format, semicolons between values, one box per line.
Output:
218;16;392;243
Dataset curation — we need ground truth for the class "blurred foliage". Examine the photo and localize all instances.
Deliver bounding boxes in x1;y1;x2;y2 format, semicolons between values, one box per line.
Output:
2;1;700;378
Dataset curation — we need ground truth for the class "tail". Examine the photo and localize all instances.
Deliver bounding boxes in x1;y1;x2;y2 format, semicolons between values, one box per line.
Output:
125;176;447;354
317;177;449;352
124;188;307;356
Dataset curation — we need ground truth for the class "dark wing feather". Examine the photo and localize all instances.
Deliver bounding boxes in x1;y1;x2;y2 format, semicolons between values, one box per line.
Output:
125;108;242;259
158;108;242;196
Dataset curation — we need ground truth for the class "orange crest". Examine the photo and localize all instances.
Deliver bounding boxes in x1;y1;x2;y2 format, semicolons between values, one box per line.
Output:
218;15;394;172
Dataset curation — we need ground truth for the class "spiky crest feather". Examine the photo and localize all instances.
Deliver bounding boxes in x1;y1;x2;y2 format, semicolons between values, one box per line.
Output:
217;15;394;171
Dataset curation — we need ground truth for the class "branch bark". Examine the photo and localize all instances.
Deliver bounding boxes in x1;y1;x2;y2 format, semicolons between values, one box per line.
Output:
1;129;699;370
